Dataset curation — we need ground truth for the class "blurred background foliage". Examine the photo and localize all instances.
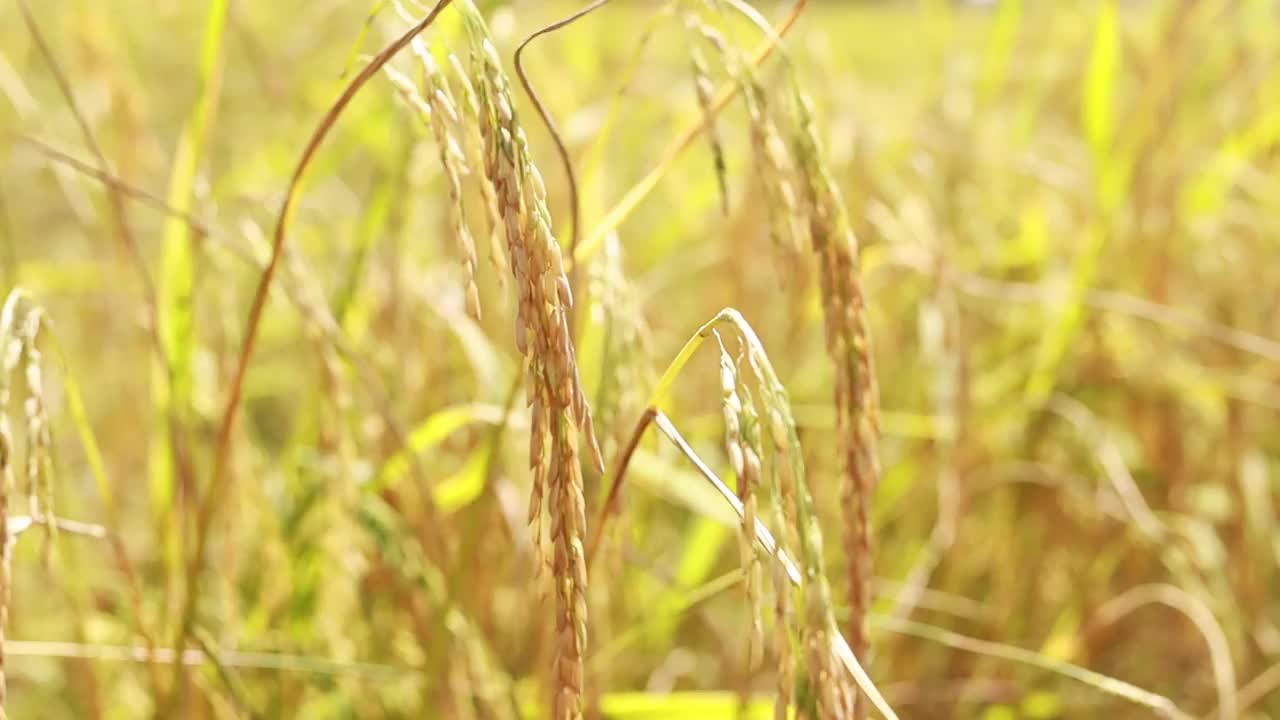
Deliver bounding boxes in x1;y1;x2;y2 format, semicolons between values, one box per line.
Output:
0;0;1278;717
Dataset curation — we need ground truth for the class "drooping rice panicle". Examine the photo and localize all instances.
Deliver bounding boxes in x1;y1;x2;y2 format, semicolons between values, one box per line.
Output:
789;81;881;719
738;318;854;720
458;4;604;717
0;293;61;718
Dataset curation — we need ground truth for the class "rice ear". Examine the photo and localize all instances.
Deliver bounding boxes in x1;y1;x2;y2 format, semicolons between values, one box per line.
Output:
456;4;604;716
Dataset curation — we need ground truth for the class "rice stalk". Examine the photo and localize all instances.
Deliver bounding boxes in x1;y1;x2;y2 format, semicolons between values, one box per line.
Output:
416;39;484;319
734;313;853;719
0;291;67;718
512;0;613;317
17;310;54;532
649;404;893;720
707;8;882;693
458;4;604;716
356;493;518;717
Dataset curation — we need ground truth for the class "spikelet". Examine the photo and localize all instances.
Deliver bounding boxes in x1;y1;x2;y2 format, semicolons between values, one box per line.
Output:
770;491;795;720
684;15;730;216
655;308;856;716
18;311;53;527
791;87;881;720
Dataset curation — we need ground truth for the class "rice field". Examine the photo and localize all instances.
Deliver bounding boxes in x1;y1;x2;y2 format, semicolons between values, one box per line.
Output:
1;0;1278;718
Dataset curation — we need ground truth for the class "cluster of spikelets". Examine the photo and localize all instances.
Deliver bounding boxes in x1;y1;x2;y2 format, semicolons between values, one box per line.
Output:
790;87;882;687
715;332;764;665
684;2;804;268
0;291;61;719
381;4;603;717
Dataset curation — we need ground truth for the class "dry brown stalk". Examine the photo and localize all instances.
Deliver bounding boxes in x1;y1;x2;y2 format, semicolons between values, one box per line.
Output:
512;0;613;322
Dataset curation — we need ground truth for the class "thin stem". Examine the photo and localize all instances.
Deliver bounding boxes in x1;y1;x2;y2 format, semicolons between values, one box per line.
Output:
1091;585;1236;720
575;0;809;265
8;134;211;239
513;0;614;335
6;640;418;678
585;406;654;571
1225;662;1280;720
7;514;107;540
877;616;1193;720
